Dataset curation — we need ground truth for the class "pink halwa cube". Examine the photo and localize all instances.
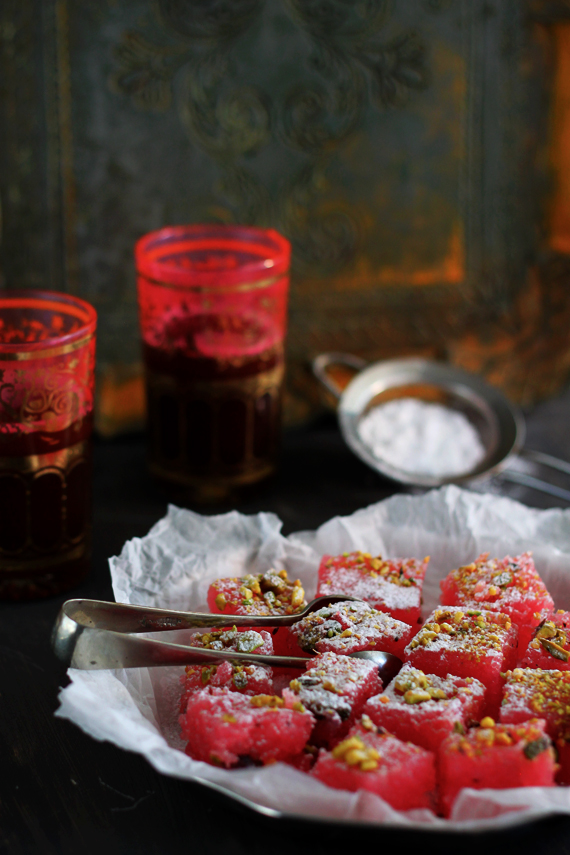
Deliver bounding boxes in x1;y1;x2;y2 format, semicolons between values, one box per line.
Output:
180;661;274;711
208;568;306;617
363;663;486;752
438;718;556;817
208;568;307;654
520;612;570;670
500;667;570;783
404;606;517;715
440;552;553;650
311;723;436;811
180;687;314;767
316;551;428;624
283;651;382;747
287;600;414;659
179;627;274;710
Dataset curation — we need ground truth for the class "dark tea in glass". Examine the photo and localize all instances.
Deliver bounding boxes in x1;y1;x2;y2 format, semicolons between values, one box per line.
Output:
136;225;290;501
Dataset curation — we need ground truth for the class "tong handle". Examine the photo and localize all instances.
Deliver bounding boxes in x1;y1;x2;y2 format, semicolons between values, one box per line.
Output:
53;610;308;670
62;598;292;634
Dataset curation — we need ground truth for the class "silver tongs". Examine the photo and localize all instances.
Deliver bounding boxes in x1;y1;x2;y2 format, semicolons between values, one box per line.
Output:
52;597;401;680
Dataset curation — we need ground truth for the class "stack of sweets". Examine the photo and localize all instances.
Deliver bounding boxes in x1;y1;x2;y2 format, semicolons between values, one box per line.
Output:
311;722;436;811
404;606;517;715
500;667;570;783
179;627;274;711
440;553;553;651
520;613;570;670
208;568;306;653
363;663;486;752
283;651;382;747
287;599;414;659
180;687;314;768
438;718;556;817
316;551;428;624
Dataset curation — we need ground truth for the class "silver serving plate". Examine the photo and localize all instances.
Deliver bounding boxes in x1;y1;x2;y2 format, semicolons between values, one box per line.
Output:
313;353;570;502
53;595;565;833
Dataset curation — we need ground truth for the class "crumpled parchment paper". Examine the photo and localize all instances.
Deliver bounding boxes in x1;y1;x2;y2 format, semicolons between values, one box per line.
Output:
56;485;570;830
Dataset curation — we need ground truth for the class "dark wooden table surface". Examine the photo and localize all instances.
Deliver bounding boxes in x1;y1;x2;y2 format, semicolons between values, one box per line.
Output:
3;388;570;855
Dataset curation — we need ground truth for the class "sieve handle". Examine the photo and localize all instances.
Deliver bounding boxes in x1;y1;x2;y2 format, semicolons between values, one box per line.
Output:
500;448;570;504
519;448;570;477
312;353;368;400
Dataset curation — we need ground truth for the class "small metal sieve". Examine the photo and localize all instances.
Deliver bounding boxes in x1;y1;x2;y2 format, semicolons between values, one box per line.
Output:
313;353;570;502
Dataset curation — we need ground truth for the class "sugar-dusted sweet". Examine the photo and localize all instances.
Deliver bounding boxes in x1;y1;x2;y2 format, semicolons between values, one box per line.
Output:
208;568;306;653
311;723;436;811
438;718;556;817
404;606;517;715
440;552;553;651
500;667;570;783
316;551;428;625
180;687;314;767
287;599;414;659
363;663;486;752
179;627;274;711
282;651;382;747
520;612;570;671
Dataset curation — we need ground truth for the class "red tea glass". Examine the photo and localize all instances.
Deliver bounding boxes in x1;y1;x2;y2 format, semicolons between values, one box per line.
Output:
136;224;290;501
0;291;97;600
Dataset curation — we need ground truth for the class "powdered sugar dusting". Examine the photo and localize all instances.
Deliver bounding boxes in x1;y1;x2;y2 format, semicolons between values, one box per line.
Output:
358;398;486;478
319;566;420;611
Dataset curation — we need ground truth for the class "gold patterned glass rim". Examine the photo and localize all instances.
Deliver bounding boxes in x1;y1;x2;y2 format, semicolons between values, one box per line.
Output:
135;225;291;288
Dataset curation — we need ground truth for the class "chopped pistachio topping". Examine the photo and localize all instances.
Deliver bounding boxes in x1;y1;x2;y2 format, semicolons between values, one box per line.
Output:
404;689;432;704
523;735;550;760
332;736;380;772
250;694;284;708
213;568;307;616
232;670;248;689
446;554;551;619
503;668;570;736
234;630;264;654
322;550;427;588
409;606;511;655
540;638;570;662
201;666;216;685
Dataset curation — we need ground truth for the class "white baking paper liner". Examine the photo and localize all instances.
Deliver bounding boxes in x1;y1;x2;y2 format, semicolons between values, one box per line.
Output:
56;485;570;830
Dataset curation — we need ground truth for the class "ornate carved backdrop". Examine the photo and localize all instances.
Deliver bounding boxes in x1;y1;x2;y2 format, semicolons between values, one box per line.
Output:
1;0;570;430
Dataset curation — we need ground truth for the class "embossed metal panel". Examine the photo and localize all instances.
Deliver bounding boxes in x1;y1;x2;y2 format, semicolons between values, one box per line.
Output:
1;0;570;427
